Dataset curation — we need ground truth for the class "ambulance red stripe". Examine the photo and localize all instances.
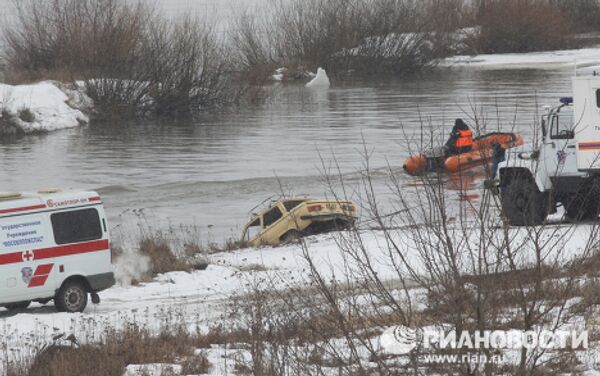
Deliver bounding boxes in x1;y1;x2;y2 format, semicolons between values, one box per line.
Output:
0;204;47;215
0;252;24;265
34;263;53;275
0;239;110;265
34;239;110;260
28;275;50;288
0;197;100;216
28;264;54;288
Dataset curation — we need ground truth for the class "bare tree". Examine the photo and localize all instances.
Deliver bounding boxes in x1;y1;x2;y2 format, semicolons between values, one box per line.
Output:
228;107;600;375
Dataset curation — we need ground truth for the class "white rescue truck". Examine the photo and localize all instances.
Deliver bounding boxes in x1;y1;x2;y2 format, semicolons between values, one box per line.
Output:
0;189;114;312
489;75;600;225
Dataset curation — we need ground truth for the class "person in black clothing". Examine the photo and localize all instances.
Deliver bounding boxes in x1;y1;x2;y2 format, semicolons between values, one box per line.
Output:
491;142;506;176
445;118;474;156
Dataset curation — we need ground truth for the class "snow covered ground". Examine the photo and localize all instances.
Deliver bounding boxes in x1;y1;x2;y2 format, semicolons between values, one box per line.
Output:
0;81;91;134
1;221;598;374
442;47;600;71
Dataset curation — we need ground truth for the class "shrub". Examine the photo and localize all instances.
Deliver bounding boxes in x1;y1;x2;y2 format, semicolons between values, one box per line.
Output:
468;0;575;53
0;109;20;135
554;0;600;33
139;237;190;276
3;0;154;82
18;108;35;123
2;0;245;118
232;0;464;79
8;326;210;376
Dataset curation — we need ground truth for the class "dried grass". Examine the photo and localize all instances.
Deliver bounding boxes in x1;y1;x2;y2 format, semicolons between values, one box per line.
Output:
8;326;210;376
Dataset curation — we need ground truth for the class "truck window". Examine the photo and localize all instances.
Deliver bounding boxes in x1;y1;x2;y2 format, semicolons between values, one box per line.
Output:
51;208;103;245
550;109;574;140
597;89;600;108
262;206;283;227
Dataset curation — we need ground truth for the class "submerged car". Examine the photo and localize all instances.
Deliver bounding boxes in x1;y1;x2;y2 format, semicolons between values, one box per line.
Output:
241;197;357;246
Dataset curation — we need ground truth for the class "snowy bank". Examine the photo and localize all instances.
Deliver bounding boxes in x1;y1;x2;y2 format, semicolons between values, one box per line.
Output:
0;222;598;374
0;81;92;135
441;47;600;71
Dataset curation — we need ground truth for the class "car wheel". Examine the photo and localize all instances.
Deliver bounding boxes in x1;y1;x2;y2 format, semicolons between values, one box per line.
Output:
4;301;31;311
281;229;301;244
501;176;546;226
55;281;88;313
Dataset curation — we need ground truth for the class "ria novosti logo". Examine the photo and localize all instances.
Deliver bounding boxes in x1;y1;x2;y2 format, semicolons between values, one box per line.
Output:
380;325;588;356
380;325;423;355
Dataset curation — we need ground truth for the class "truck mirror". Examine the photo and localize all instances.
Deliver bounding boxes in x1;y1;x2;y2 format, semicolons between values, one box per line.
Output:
541;118;546;137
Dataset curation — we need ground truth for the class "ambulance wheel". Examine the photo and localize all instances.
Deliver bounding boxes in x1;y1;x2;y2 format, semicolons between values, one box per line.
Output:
55;281;88;313
4;301;30;311
501;177;546;226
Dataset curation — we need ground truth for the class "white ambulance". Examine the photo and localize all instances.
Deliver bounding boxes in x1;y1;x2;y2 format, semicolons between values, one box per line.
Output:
0;189;114;312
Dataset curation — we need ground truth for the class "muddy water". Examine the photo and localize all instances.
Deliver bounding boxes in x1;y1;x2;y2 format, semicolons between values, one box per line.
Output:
0;68;574;241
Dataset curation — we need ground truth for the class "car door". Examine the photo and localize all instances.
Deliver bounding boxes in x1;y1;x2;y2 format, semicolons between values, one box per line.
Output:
0;215;51;303
258;205;286;244
543;106;577;177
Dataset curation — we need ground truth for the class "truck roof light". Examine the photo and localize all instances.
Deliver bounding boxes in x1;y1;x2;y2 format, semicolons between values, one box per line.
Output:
560;97;573;105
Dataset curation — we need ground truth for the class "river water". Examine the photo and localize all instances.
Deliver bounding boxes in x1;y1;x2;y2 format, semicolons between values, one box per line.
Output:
0;67;574;242
0;0;578;243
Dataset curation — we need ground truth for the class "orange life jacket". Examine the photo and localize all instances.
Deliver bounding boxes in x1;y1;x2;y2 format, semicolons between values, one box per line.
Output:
455;129;473;148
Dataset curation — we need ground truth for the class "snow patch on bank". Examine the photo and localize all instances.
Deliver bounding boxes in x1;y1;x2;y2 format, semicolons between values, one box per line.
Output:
442;47;600;71
0;81;92;134
124;363;182;376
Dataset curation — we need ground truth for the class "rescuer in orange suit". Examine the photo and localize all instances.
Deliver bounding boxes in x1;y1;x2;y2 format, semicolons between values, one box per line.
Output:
445;118;473;156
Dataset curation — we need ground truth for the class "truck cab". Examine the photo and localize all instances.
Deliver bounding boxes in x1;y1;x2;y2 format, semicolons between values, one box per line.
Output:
490;76;600;225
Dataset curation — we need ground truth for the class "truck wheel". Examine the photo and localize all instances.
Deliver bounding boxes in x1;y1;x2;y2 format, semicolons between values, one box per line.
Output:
565;191;600;221
55;281;88;313
4;301;30;311
501;178;546;226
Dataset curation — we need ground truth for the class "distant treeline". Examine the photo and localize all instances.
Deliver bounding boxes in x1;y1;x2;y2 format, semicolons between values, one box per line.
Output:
1;0;598;118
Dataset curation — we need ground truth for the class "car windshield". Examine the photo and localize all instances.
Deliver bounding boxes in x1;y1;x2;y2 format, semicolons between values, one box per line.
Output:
243;217;261;240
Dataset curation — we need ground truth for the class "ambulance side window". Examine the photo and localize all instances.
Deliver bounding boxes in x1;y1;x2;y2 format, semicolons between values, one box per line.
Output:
597;89;600;108
51;208;103;245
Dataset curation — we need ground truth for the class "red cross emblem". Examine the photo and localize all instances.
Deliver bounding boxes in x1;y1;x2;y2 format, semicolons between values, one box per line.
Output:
22;250;34;262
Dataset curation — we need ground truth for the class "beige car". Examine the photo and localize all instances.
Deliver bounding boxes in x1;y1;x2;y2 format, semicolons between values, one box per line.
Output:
241;197;357;246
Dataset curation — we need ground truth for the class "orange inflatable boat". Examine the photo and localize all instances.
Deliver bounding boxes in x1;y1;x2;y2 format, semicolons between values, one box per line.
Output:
403;132;524;176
